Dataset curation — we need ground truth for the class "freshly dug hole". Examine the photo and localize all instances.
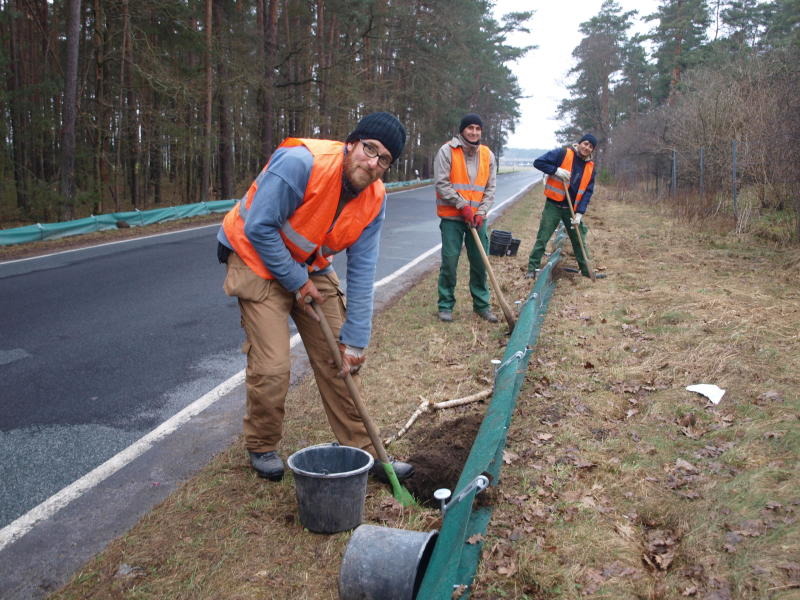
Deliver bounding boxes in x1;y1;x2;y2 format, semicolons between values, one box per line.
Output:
403;412;484;506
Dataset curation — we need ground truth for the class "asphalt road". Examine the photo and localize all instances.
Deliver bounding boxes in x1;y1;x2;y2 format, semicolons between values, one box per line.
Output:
0;169;540;599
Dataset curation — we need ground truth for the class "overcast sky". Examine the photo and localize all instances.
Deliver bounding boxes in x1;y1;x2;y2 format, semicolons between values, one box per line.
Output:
492;0;661;149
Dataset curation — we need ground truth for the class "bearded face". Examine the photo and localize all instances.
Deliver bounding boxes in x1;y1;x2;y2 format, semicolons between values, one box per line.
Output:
343;139;391;193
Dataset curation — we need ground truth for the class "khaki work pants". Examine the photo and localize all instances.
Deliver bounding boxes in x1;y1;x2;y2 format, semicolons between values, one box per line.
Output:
223;253;374;456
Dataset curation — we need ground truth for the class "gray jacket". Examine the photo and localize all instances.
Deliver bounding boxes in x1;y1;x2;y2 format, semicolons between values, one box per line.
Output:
433;134;497;220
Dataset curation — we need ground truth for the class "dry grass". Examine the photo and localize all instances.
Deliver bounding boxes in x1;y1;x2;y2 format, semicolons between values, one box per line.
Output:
471;186;800;600
48;185;800;600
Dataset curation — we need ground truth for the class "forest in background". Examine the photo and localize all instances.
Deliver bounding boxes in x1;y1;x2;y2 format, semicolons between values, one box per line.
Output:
0;0;530;223
2;0;799;241
557;0;800;240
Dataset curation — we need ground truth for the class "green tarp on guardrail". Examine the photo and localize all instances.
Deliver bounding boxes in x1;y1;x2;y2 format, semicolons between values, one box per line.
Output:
0;200;237;246
0;179;432;247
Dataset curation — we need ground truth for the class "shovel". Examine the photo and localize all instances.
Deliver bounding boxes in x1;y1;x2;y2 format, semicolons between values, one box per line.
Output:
468;225;516;333
311;301;417;507
562;187;597;282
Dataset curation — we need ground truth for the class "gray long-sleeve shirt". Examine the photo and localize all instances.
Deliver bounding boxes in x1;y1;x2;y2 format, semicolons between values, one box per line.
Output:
433;134;496;219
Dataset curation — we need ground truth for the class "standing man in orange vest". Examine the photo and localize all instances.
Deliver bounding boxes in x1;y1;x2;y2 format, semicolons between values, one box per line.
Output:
434;113;498;323
526;133;601;279
216;112;413;484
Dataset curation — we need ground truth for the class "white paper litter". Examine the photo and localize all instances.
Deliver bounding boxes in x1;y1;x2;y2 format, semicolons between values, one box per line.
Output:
686;384;726;405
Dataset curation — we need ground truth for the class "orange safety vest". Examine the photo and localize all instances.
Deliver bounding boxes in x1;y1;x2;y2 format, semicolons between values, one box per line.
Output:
222;138;385;280
436;144;491;218
543;147;594;210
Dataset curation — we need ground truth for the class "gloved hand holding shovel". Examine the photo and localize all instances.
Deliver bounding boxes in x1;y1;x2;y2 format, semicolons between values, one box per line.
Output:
332;343;365;379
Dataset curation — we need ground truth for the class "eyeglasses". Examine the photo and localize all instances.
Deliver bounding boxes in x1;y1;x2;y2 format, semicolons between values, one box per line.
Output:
360;141;392;170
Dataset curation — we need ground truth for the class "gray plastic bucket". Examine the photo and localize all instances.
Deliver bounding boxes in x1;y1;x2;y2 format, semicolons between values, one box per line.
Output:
287;443;373;534
339;524;438;600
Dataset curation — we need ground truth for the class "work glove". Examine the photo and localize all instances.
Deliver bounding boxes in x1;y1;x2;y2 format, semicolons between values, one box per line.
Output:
333;343;366;378
555;167;570;181
460;205;476;224
473;214;485;229
571;213;583;226
295;278;324;320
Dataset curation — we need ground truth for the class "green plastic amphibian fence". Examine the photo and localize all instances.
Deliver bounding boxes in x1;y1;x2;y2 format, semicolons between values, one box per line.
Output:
416;230;567;599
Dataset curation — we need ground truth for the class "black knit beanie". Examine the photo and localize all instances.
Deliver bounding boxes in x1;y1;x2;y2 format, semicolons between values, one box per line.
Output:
578;133;597;148
459;113;483;133
345;112;406;163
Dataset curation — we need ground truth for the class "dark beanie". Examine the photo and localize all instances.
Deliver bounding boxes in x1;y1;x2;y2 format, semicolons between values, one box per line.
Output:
345;112;406;163
579;133;598;147
459;113;483;132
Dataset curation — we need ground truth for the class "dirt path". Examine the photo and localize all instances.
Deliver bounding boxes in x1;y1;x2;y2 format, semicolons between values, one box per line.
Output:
48;187;800;600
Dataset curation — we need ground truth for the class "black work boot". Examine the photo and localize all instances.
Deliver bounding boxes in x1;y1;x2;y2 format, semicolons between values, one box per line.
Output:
370;459;414;483
249;450;285;481
475;309;499;323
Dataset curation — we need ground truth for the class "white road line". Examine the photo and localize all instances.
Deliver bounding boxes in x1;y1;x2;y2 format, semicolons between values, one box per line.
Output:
0;178;538;551
0;346;260;551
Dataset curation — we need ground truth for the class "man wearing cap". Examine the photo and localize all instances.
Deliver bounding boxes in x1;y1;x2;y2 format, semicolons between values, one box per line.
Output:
434;113;498;323
217;112;413;484
526;133;601;279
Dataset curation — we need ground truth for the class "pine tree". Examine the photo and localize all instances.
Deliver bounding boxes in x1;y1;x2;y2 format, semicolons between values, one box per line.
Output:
646;0;711;103
557;0;637;146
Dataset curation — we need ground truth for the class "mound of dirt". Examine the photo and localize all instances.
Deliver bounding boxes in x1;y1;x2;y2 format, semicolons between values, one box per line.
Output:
403;412;484;506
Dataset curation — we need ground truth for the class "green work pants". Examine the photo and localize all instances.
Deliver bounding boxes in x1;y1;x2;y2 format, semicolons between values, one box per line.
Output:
437;218;491;312
527;200;590;276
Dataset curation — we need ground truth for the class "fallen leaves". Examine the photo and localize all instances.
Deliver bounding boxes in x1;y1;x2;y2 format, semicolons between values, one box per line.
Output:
373;496;406;524
481;540;518;579
114;563;145;580
754;390;784;405
642;528;680;571
675;458;700;474
578;561;640;595
733;519;765;537
681;584;698;596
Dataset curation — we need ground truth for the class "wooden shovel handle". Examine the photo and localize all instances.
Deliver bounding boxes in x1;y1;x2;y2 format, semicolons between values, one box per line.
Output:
311;302;392;465
468;225;516;332
563;188;596;282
